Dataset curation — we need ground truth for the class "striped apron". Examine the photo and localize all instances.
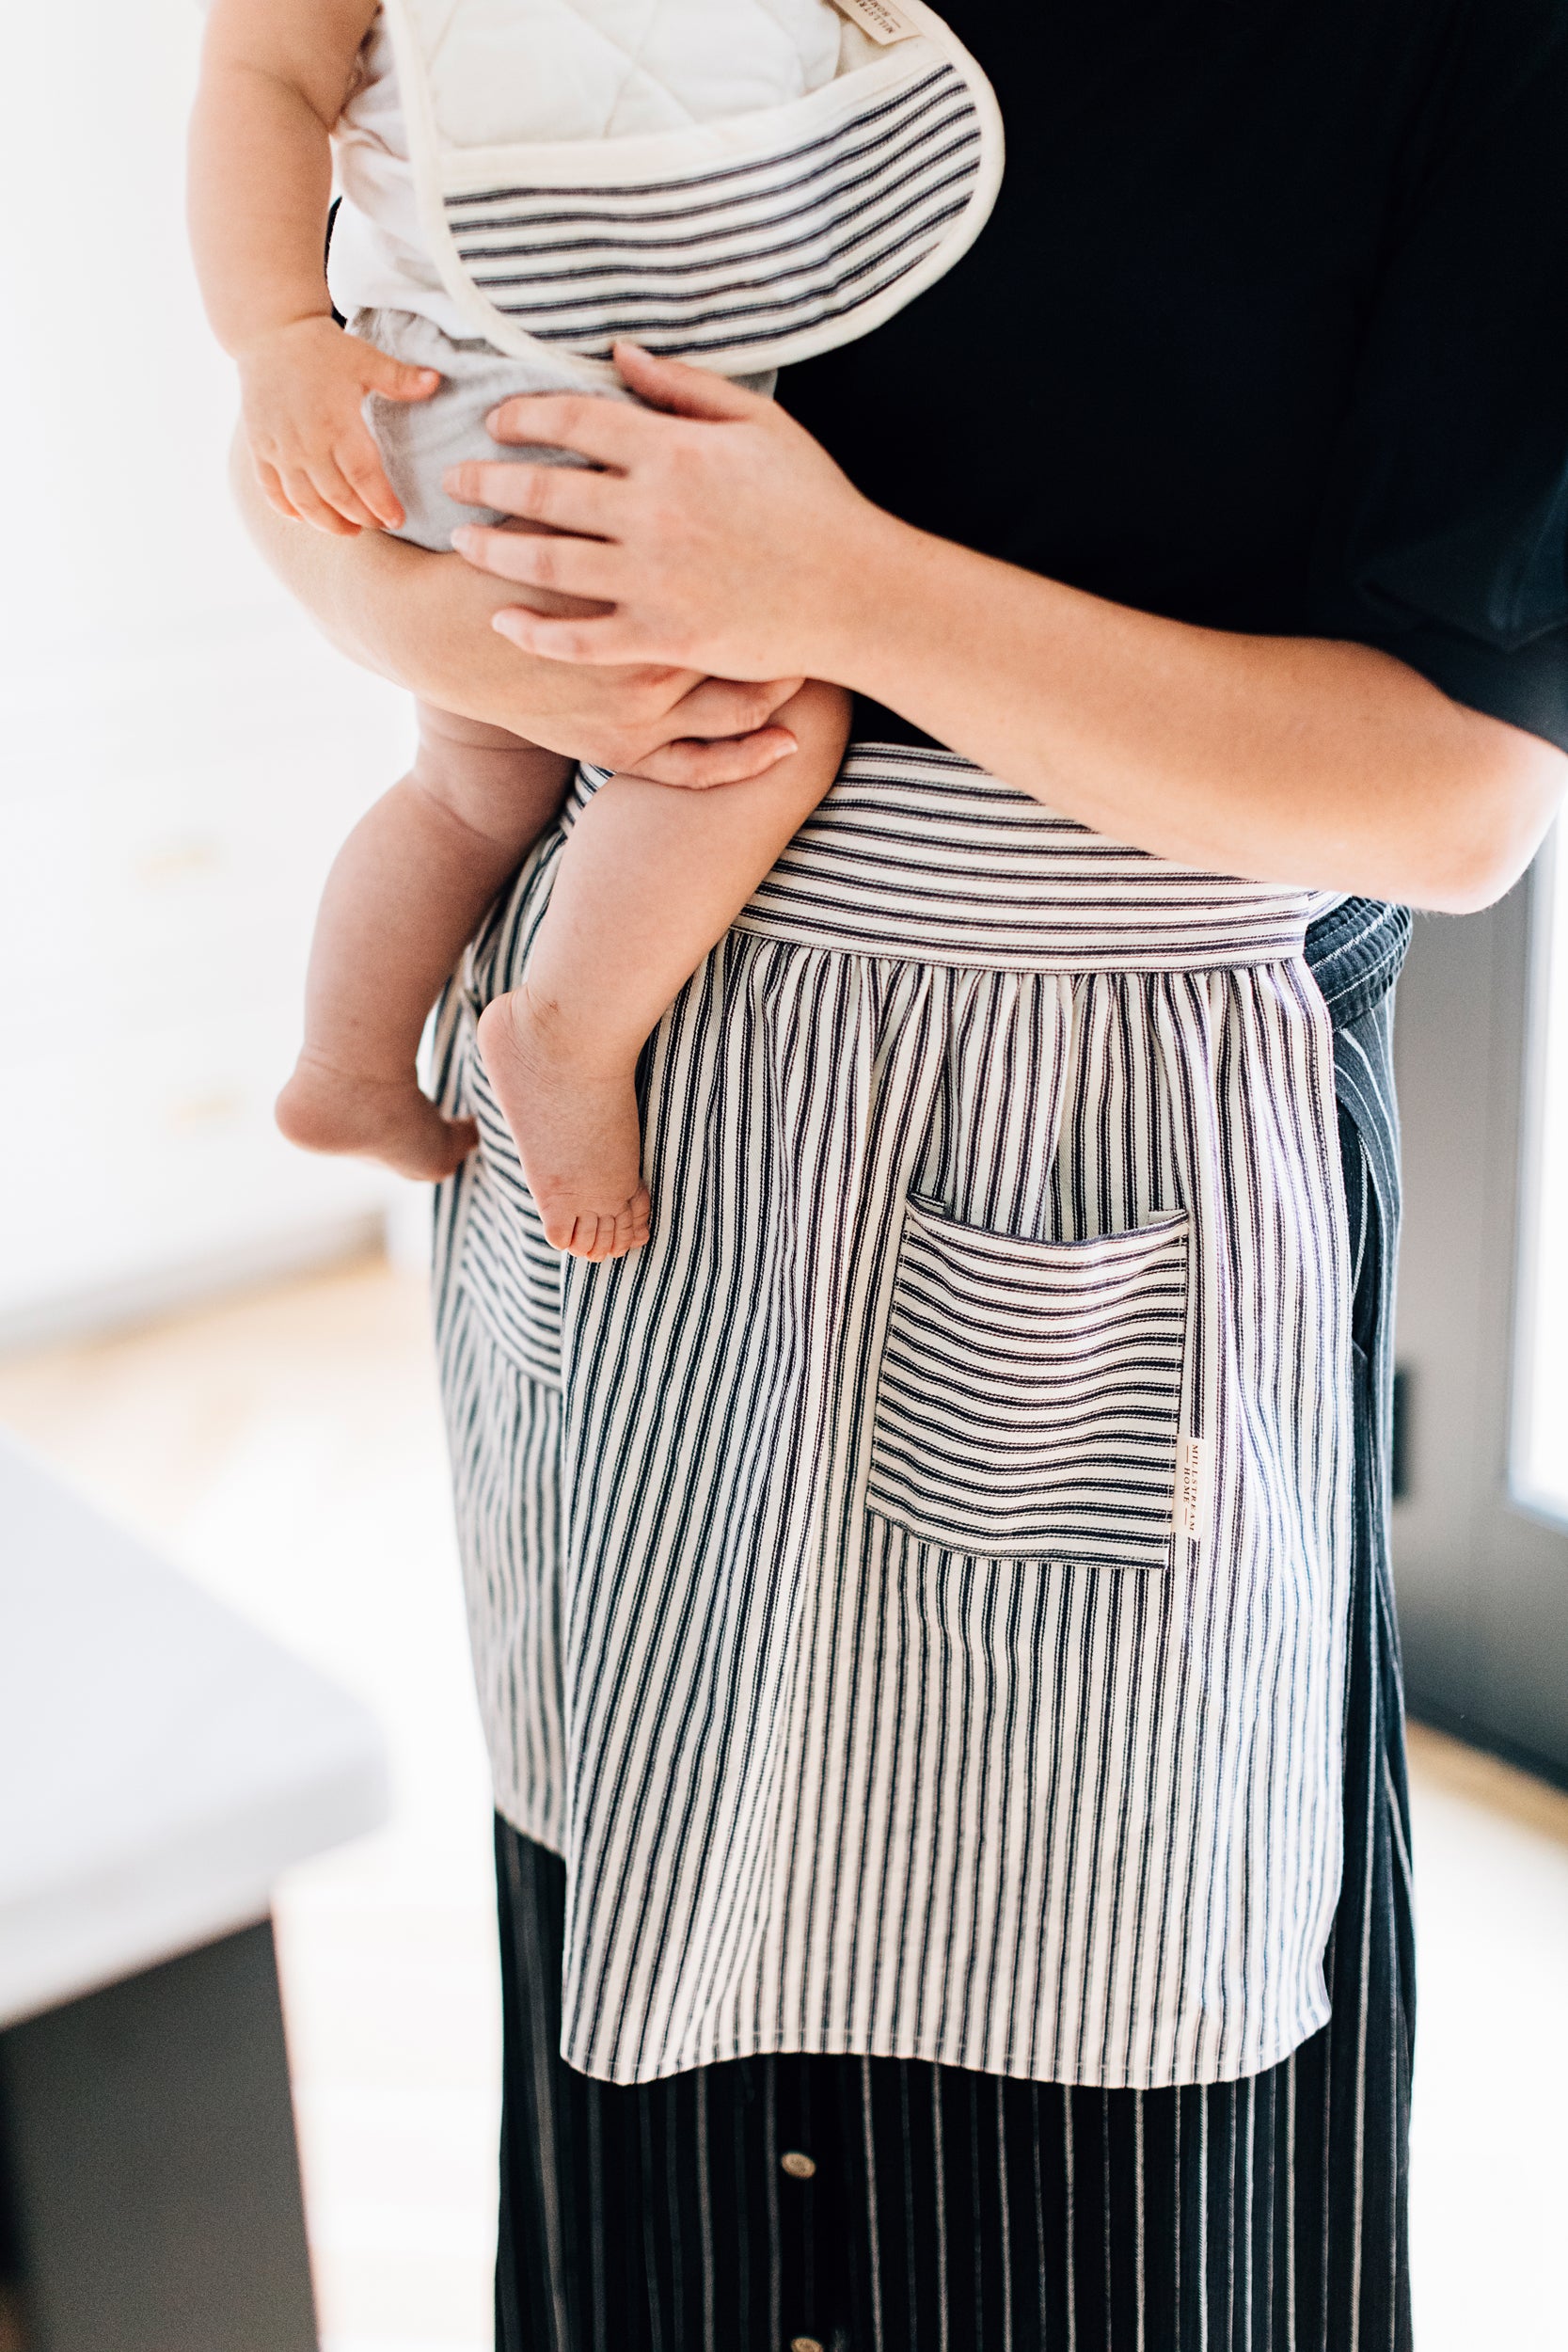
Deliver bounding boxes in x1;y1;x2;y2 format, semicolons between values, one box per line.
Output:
433;746;1353;2093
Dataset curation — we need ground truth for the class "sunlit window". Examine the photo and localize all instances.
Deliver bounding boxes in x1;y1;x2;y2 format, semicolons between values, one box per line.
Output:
1513;826;1568;1520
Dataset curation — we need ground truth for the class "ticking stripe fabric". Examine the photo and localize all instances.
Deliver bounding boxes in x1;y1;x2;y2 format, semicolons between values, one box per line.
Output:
444;62;984;362
865;1201;1191;1569
736;755;1325;967
431;746;1354;2091
487;899;1413;2352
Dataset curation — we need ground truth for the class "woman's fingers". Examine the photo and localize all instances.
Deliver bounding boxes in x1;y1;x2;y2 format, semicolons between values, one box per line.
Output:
455;521;623;600
669;674;808;739
489;604;644;665
610;342;763;421
630;726;800;788
447;350;870;679
622;675;810;787
482;351;762;461
483;389;653;466
445;458;619;534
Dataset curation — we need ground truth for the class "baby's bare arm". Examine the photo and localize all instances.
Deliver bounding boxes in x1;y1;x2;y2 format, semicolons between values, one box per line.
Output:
191;0;437;533
189;0;376;356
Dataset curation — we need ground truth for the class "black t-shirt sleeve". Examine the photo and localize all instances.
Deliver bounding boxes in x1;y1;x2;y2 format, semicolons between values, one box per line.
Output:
1307;0;1568;749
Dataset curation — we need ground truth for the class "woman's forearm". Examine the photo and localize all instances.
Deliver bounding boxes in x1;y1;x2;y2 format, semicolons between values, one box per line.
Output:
233;433;655;731
838;515;1565;914
232;433;524;706
456;354;1568;913
230;437;807;781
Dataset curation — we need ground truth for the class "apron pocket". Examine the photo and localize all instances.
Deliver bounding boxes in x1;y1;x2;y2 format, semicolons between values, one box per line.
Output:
867;1198;1191;1569
455;1025;562;1390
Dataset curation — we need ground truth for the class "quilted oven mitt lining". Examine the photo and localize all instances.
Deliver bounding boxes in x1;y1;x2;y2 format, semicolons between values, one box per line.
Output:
379;0;1005;379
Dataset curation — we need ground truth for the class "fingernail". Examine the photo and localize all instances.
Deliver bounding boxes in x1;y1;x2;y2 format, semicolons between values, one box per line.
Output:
451;525;477;552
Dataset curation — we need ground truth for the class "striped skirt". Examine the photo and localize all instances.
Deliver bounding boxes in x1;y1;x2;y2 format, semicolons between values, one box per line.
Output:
480;902;1414;2352
428;762;1413;2340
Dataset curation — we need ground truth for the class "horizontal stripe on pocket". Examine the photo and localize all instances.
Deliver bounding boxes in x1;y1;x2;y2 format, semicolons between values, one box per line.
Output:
867;1199;1190;1568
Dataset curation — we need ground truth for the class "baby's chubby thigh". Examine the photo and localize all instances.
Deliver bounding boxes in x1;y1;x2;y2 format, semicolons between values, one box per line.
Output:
352;307;633;555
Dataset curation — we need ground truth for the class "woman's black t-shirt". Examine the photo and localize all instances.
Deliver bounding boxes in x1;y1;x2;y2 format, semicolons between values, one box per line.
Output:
784;0;1568;754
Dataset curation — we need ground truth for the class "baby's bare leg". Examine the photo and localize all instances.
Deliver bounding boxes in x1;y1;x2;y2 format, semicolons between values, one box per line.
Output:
277;702;573;1180
477;678;850;1260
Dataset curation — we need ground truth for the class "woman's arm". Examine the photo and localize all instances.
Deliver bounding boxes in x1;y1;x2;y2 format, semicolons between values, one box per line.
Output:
451;348;1568;914
230;440;807;786
845;531;1564;915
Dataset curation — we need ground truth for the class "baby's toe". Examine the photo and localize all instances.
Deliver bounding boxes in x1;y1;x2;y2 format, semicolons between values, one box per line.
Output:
538;1197;580;1251
594;1209;631;1262
563;1210;608;1262
610;1197;648;1256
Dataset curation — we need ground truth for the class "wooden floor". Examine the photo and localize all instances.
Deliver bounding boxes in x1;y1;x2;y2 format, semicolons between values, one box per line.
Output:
2;1254;1565;2352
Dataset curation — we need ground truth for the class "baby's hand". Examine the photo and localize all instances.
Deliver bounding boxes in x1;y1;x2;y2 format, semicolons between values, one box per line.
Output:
238;316;438;536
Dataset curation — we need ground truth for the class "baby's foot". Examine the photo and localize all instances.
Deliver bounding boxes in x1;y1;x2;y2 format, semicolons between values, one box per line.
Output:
476;987;652;1262
276;1053;479;1182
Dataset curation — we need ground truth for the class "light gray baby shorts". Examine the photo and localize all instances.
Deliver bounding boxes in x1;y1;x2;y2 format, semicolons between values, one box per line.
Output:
356;306;774;553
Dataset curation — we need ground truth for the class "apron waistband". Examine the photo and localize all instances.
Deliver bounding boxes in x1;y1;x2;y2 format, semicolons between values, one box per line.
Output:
577;745;1333;974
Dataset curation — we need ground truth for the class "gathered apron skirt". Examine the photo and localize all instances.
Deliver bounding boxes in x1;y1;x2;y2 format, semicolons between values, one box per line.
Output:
442;873;1412;2352
431;746;1362;2103
483;986;1411;2349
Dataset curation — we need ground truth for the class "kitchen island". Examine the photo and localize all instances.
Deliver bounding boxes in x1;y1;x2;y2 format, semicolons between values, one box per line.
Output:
0;1429;388;2349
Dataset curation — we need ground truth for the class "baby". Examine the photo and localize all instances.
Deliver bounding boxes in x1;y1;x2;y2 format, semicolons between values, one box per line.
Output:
189;0;851;1260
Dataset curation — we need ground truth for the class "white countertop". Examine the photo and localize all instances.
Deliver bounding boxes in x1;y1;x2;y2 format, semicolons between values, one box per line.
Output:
0;1429;389;2028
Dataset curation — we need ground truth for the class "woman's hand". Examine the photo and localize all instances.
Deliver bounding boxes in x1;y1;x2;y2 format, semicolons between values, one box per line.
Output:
446;345;885;683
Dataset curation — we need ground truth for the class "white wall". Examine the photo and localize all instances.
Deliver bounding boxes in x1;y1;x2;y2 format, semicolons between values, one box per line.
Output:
0;0;419;1341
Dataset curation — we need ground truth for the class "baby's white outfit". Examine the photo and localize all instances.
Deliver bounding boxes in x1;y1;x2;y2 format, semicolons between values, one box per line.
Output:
332;0;1004;548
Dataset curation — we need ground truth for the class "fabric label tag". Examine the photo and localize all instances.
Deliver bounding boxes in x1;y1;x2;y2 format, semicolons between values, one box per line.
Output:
1175;1438;1212;1542
832;0;920;43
